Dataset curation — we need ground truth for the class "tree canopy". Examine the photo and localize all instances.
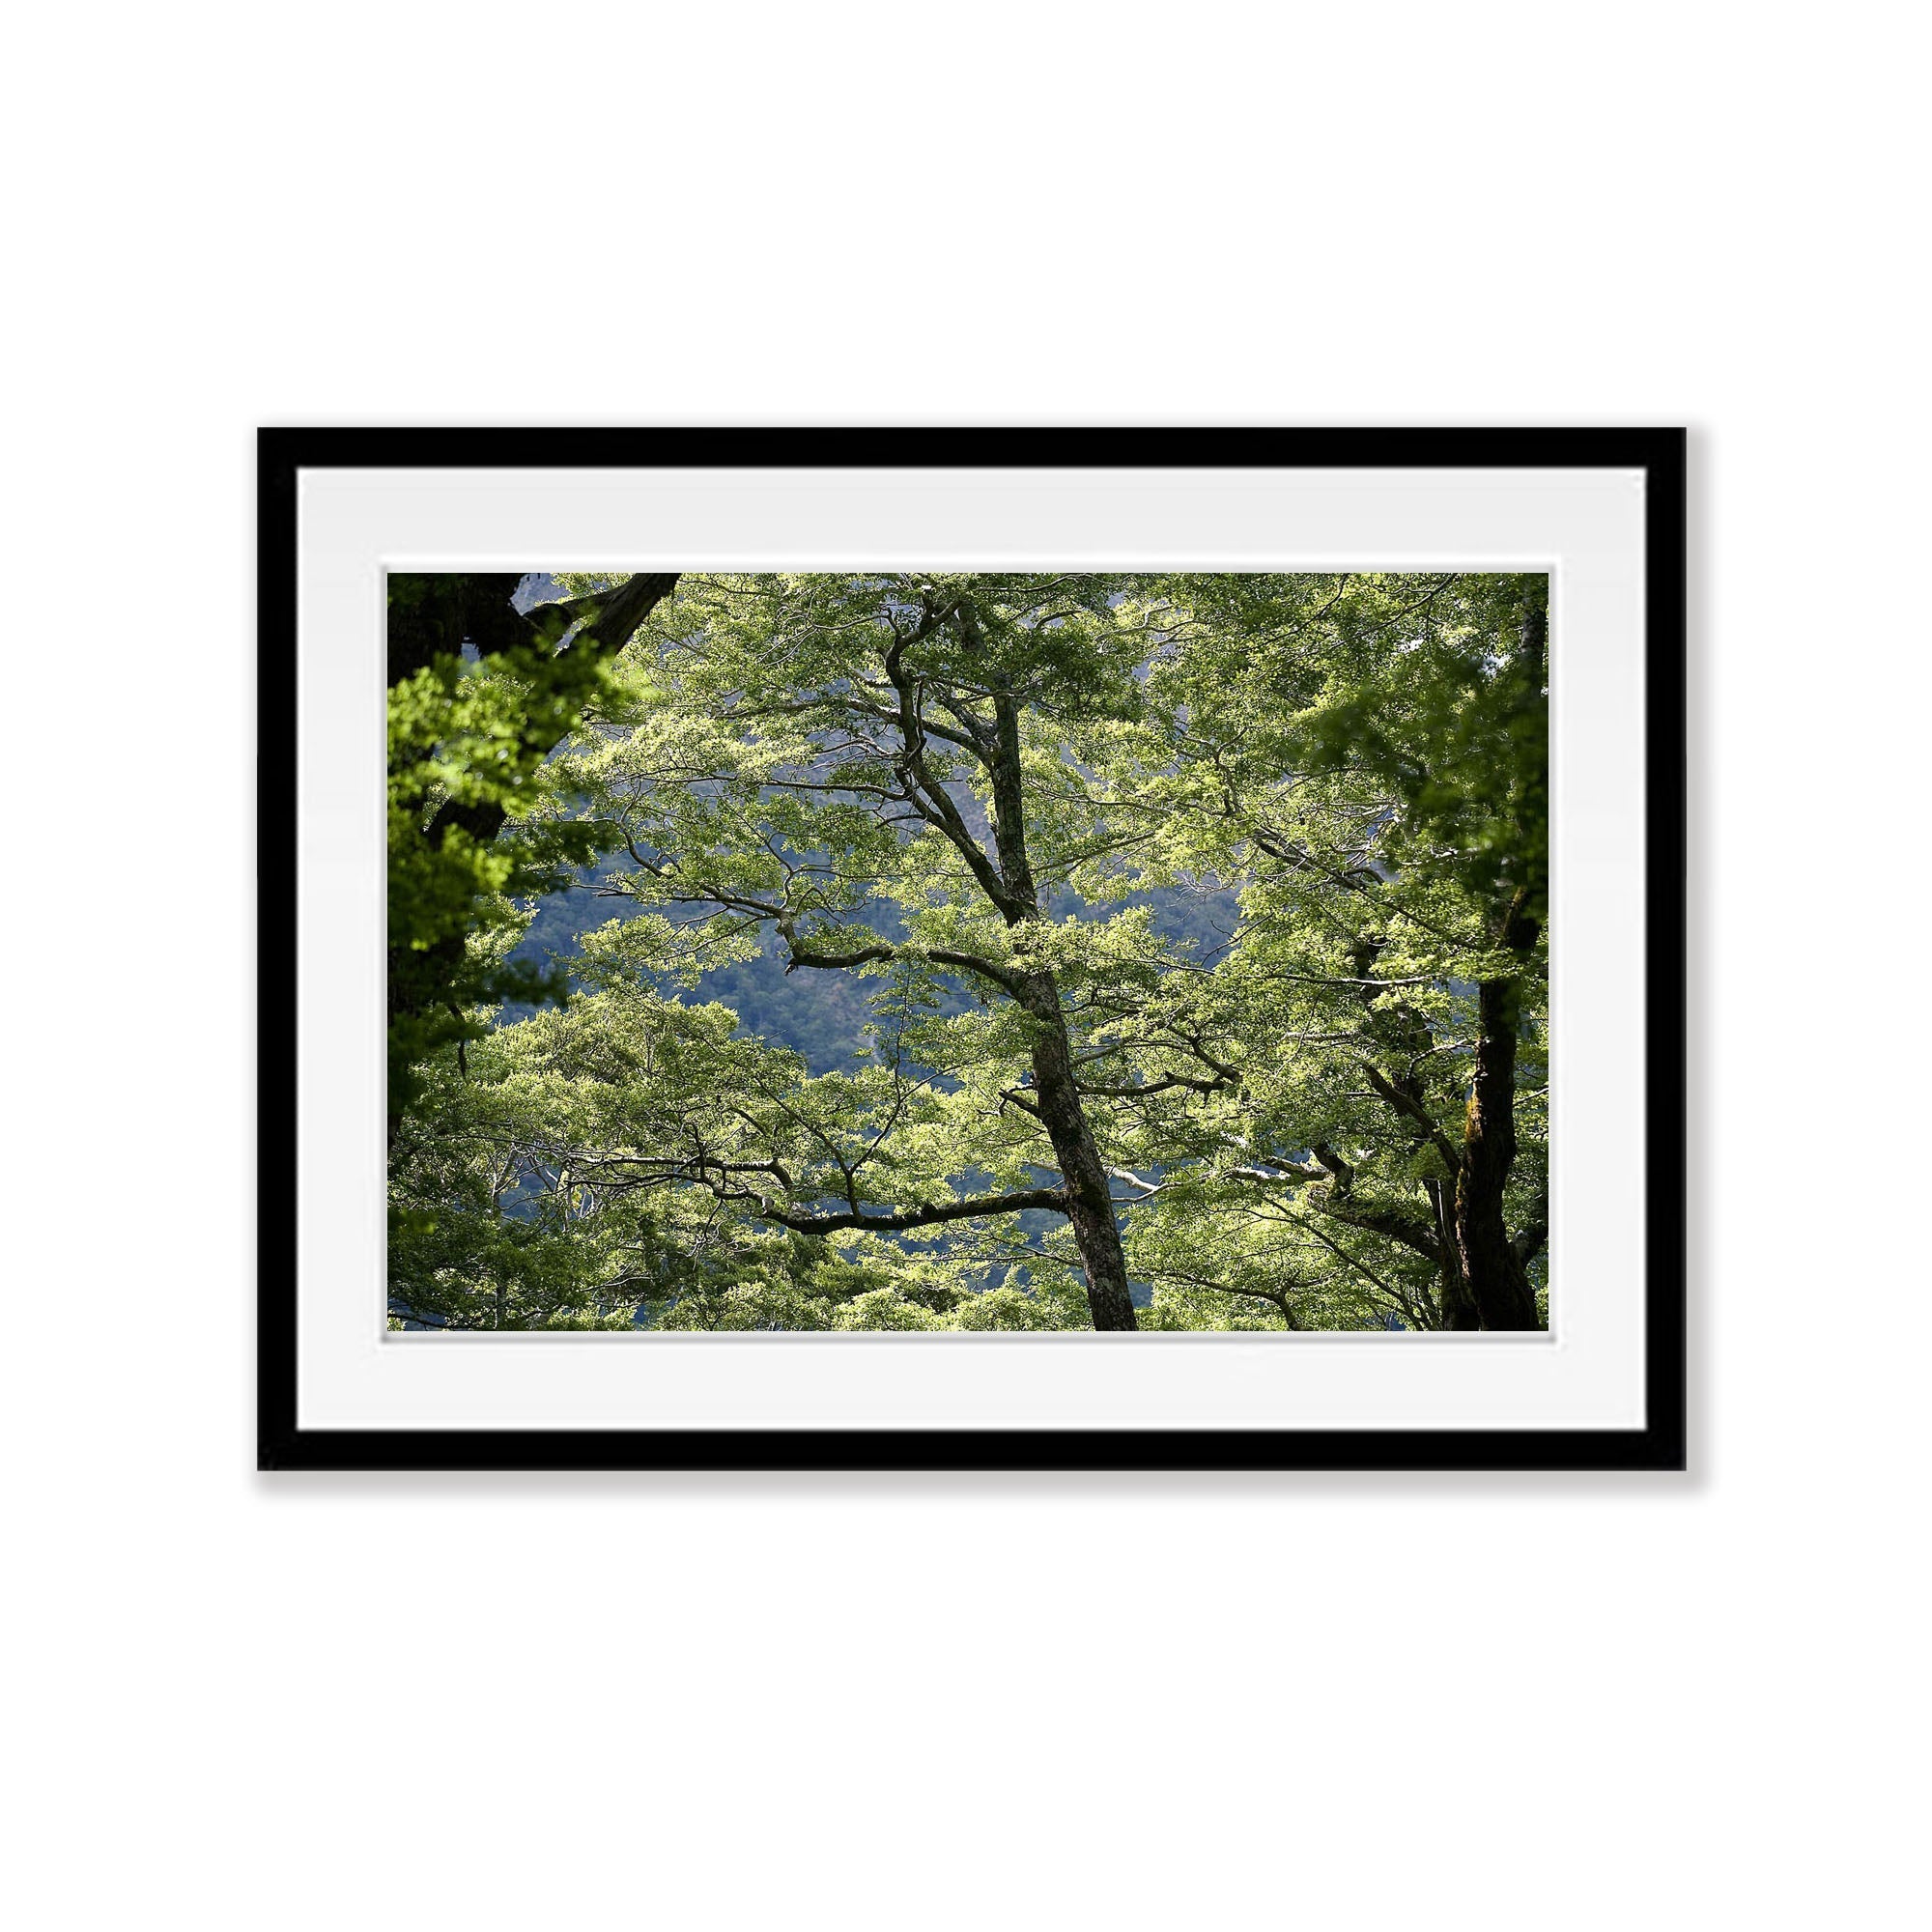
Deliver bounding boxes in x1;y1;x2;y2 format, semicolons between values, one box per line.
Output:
387;570;1549;1333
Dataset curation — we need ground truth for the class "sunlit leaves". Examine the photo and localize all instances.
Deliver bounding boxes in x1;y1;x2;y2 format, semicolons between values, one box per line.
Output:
390;571;1549;1331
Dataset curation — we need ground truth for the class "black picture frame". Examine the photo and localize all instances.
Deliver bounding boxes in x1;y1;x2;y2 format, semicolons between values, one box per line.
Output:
259;427;1686;1473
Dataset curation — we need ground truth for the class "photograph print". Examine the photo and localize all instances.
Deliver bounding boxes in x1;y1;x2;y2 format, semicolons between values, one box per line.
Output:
387;568;1549;1336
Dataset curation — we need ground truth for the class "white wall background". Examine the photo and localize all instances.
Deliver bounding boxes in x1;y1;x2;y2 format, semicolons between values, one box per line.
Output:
5;5;1924;1928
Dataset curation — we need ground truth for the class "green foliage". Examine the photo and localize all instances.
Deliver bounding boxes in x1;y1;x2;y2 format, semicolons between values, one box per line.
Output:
385;577;615;1125
389;572;1549;1332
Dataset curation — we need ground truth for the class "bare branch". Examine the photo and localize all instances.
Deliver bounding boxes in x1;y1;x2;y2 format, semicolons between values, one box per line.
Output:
759;1186;1067;1235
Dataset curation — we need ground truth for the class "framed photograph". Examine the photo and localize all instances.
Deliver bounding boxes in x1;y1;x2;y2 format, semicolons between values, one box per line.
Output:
259;427;1685;1471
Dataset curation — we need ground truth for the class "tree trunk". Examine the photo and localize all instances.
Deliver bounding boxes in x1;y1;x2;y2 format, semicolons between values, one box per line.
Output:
980;658;1138;1329
1016;969;1140;1330
1449;588;1548;1329
1453;892;1543;1330
1426;1178;1481;1329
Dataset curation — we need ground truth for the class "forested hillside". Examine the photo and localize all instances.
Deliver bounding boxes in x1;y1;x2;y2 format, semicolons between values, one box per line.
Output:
387;571;1549;1333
